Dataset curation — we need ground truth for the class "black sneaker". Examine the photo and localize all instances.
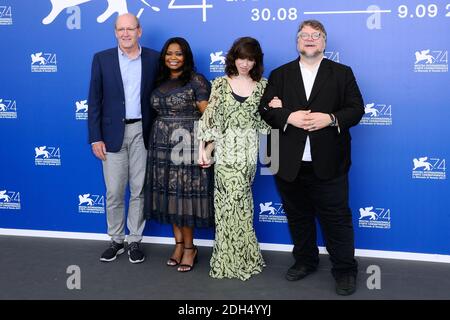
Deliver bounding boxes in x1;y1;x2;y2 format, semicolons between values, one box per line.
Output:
100;241;125;262
335;274;357;296
128;242;145;264
285;263;317;281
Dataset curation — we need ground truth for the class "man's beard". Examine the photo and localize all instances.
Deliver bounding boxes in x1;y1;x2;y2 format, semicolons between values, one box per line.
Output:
300;49;323;58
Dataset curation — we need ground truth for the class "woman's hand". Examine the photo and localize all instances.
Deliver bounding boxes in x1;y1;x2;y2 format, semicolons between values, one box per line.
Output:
198;141;214;168
268;96;283;108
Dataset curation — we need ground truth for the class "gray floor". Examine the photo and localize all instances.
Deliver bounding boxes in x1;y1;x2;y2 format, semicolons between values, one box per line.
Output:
1;235;449;300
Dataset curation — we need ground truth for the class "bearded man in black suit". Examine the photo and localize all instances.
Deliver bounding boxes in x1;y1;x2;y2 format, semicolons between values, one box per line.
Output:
259;20;364;296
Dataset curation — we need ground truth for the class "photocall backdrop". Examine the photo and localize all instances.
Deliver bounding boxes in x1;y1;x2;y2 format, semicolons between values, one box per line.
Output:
1;0;449;261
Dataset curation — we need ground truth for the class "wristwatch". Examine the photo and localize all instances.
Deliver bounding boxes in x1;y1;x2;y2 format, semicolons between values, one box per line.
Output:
328;113;337;127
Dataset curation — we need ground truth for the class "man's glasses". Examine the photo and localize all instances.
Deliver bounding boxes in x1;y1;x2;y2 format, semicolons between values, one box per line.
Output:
298;32;322;41
116;26;139;34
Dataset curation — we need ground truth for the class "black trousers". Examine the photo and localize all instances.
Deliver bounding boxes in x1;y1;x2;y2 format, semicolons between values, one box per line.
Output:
275;162;358;278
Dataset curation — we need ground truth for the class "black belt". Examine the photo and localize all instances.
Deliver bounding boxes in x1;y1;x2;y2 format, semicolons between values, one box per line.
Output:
124;118;141;124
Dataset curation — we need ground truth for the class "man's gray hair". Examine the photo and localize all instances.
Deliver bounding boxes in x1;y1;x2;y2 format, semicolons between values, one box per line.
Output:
114;13;141;29
297;19;327;41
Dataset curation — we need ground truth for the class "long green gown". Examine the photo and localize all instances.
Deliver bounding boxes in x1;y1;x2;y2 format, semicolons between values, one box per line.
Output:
198;76;270;281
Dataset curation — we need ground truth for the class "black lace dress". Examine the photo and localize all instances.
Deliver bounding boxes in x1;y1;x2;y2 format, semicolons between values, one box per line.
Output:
144;74;214;228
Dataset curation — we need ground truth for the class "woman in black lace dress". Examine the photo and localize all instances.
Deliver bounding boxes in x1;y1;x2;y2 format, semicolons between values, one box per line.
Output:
143;37;214;272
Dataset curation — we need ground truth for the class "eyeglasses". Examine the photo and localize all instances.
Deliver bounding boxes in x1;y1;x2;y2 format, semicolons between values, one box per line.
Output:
116;26;139;34
298;32;322;41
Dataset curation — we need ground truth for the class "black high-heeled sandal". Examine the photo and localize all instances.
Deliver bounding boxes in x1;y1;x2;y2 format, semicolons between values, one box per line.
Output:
167;241;184;266
177;246;198;272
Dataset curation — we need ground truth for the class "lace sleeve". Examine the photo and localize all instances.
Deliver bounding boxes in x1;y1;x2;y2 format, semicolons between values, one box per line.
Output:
191;73;211;102
197;77;224;142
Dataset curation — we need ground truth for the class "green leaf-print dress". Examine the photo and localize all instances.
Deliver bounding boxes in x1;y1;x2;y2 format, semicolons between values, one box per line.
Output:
198;77;270;281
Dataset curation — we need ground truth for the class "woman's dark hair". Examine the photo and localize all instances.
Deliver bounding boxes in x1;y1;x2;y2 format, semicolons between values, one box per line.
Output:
225;37;264;81
156;37;196;86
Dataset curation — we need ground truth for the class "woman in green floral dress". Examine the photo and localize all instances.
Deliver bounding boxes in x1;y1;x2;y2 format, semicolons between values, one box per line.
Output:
198;37;270;281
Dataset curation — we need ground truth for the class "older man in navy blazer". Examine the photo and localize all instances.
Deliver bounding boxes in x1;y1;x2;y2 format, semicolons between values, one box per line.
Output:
88;13;159;264
259;20;364;295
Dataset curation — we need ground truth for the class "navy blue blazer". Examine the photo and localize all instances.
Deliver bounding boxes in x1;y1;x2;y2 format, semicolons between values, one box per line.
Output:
88;47;159;152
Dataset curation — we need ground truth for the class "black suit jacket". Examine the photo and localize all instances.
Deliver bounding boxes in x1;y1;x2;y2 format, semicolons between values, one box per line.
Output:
259;57;364;181
88;47;159;152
